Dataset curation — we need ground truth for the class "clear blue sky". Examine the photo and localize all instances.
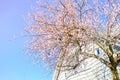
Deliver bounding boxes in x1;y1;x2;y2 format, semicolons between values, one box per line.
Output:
0;0;53;80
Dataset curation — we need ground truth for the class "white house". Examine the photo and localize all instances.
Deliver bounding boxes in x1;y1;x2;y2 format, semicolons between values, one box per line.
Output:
52;24;120;80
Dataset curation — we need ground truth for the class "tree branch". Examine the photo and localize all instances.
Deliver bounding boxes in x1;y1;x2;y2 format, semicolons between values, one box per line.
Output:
80;52;112;68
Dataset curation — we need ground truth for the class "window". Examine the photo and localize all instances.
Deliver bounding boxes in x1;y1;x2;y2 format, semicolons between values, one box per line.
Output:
113;45;120;52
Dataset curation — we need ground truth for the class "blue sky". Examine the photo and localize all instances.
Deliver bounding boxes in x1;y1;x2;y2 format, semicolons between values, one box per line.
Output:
0;0;53;80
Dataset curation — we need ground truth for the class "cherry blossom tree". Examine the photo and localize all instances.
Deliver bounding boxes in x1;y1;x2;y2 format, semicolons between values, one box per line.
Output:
25;0;120;80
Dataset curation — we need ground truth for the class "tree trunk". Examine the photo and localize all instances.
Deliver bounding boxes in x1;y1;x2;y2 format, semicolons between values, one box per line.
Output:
111;68;119;80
